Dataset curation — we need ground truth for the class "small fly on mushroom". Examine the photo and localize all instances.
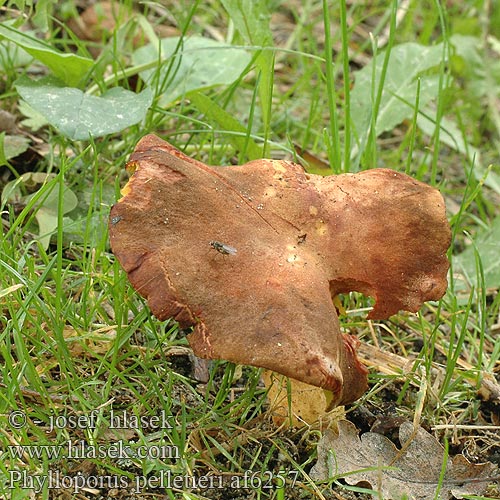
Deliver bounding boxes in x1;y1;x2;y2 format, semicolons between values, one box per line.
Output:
111;215;123;226
209;241;237;256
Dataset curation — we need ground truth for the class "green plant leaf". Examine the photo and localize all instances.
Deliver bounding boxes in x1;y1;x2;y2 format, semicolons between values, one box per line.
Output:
417;111;500;195
0;134;30;165
18;100;49;131
15;76;153;140
450;35;487;99
0;38;34;71
0;22;93;87
33;189;77;250
454;216;500;292
61;182;115;247
219;0;273;46
219;0;274;141
417;111;480;160
189;92;262;160
132;36;251;105
2;172;78;249
351;42;445;146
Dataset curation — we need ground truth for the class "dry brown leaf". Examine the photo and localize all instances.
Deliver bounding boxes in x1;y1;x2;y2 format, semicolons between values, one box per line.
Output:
109;134;451;407
67;2;134;43
62;326;116;357
310;420;498;499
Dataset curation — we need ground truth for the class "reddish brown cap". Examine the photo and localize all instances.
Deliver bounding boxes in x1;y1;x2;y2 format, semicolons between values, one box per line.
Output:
109;134;451;407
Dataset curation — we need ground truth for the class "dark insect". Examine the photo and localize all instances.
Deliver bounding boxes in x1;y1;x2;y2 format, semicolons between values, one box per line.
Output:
297;233;307;244
209;240;237;256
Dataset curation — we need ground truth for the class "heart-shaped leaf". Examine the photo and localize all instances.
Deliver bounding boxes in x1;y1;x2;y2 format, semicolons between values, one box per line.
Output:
132;36;251;105
15;76;153;140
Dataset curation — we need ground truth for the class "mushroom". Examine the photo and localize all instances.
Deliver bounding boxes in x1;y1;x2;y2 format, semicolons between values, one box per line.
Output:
109;134;451;408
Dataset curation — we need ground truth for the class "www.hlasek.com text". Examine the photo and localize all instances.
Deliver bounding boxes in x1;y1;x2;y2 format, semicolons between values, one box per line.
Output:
8;440;179;461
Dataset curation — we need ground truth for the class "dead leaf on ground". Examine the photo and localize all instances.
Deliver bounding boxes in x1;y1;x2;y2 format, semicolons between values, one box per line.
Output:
35;326;116;376
62;326;116;358
67;2;135;44
0;109;16;132
310;420;498;499
66;2;179;55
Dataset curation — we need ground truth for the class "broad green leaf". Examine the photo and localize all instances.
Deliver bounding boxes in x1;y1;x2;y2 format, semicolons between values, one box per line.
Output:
0;134;30;165
63;211;110;248
417;112;480;160
15;76;153;140
454;216;500;292
219;0;273;46
32;184;78;249
132;36;251;105
450;35;487;100
417;111;500;195
450;35;484;79
62;182;115;247
32;0;58;31
219;0;274;136
189;92;262;160
18;100;49;131
351;42;445;146
0;39;33;70
2;172;78;249
0;22;93;87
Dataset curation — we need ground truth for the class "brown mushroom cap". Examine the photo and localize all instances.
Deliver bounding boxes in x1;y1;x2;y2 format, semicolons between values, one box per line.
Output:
109;134;451;407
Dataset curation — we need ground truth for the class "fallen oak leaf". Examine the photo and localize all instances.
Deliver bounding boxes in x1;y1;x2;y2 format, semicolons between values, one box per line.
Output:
310;420;498;500
109;134;451;407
